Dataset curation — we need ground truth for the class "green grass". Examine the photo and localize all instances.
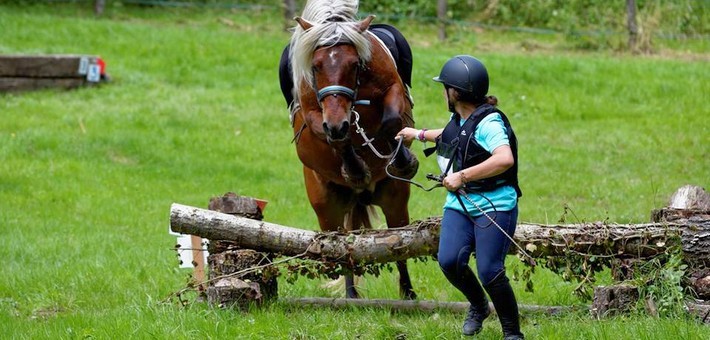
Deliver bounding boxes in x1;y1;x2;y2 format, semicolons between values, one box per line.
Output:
1;3;709;339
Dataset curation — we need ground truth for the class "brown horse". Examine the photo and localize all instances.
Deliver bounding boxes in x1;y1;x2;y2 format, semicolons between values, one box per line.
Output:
285;0;419;299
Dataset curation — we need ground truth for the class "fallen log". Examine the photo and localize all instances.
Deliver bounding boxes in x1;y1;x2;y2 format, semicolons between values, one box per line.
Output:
170;203;439;265
169;203;709;265
0;54;107;92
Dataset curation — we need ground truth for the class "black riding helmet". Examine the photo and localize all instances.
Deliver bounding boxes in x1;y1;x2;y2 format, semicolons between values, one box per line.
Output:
433;55;489;100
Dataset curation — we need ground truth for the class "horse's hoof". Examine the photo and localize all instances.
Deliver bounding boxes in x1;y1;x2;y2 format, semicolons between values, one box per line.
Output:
389;154;419;180
341;165;371;190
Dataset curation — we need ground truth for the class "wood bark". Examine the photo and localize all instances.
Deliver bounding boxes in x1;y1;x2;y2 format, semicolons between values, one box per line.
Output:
436;0;447;41
626;0;639;52
207;249;278;306
95;0;105;15
686;300;710;323
0;77;91;92
170;203;709;266
283;0;297;31
171;203;439;265
591;284;639;318
0;55;98;78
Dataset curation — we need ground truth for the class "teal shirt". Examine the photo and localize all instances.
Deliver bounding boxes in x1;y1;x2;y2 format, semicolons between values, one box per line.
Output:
443;113;518;215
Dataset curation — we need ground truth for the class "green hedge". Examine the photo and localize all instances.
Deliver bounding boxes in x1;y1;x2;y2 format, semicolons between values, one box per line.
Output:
13;0;708;36
358;0;706;37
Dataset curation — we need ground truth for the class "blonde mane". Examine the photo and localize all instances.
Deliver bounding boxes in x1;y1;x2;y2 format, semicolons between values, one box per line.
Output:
289;0;372;98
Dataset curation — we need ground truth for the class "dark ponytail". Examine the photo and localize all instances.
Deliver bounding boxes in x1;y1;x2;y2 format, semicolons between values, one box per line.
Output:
453;89;499;107
486;95;498;106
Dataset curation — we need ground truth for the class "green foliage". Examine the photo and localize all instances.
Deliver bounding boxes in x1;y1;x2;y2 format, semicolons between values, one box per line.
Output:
360;0;707;40
632;248;689;318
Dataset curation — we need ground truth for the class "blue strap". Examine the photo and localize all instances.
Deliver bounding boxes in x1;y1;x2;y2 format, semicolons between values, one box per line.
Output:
317;85;356;102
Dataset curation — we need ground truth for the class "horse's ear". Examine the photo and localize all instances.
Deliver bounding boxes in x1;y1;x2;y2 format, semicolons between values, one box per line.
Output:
294;16;313;31
356;15;376;33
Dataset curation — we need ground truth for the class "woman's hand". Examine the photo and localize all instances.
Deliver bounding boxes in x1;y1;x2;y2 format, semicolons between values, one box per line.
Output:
396;127;419;142
442;171;465;191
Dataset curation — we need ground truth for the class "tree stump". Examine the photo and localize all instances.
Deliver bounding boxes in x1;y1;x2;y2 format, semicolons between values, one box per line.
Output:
205;193;276;308
591;284;639;318
686;300;710;324
651;185;710;299
206;249;278;308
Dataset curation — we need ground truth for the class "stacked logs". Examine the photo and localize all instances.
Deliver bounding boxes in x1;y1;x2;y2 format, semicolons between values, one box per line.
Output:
0;55;108;93
203;193;277;309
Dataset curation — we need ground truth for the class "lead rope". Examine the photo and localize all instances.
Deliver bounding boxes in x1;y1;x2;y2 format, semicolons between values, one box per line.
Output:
352;109;396;159
456;189;536;266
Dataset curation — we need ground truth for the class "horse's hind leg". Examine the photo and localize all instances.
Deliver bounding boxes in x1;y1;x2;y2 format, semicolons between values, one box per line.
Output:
374;179;417;300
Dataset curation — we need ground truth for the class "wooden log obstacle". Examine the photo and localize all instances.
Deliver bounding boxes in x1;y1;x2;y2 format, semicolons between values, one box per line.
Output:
170;185;710;321
0;54;109;93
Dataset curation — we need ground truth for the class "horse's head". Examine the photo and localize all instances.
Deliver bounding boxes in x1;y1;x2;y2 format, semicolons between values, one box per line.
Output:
294;15;374;144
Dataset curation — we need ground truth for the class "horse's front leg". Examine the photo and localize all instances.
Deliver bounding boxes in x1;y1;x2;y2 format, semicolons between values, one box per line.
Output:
303;167;361;299
380;88;418;179
338;144;371;190
374;178;417;300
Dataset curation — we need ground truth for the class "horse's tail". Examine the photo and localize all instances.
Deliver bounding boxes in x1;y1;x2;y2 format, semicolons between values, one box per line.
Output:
345;202;378;231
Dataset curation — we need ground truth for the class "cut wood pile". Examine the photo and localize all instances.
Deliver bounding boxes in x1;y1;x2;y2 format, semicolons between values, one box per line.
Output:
0;55;108;92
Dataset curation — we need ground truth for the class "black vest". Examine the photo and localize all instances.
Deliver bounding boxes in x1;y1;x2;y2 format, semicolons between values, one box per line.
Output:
426;104;522;197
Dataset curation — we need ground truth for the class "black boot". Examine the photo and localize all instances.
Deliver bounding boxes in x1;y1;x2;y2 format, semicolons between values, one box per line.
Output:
442;266;489;335
463;300;490;336
484;273;524;339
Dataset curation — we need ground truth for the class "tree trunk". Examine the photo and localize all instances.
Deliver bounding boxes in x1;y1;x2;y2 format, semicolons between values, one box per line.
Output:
94;0;105;16
170;203;439;265
626;0;639;52
283;0;297;31
437;0;447;41
170;203;709;266
591;284;639;318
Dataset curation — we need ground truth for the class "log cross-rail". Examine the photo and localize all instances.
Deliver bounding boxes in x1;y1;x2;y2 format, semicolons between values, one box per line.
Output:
170;203;440;264
169;203;710;267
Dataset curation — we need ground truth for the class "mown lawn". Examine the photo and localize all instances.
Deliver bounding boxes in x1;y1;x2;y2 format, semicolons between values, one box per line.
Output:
0;3;708;339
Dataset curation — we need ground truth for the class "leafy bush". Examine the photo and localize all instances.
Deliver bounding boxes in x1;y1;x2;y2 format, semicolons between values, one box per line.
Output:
359;0;706;36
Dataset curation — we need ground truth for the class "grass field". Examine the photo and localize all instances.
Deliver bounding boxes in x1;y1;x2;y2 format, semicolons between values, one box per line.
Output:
1;3;708;339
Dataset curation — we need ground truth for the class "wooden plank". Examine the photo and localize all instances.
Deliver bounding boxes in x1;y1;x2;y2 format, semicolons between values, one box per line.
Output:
0;77;91;92
190;235;206;288
0;55;98;78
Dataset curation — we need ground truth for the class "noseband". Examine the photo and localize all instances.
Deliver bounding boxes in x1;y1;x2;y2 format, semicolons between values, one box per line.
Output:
314;60;370;109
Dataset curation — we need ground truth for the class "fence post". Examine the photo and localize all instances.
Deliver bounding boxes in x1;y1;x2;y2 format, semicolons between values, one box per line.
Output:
437;0;447;41
283;0;297;31
626;0;639;52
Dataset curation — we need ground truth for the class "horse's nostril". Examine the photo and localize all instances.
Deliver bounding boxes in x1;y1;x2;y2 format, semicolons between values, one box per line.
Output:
324;121;349;141
339;121;350;137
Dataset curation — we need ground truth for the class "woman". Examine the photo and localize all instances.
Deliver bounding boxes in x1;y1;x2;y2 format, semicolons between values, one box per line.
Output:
398;55;524;339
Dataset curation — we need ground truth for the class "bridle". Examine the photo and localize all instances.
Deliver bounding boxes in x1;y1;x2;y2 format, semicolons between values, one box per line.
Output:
314;59;369;109
312;55;393;160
